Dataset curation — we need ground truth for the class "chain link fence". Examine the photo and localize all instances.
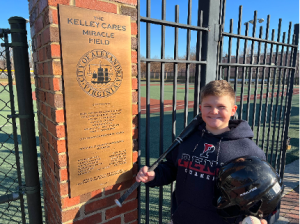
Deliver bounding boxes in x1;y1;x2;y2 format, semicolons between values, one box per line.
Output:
0;32;27;223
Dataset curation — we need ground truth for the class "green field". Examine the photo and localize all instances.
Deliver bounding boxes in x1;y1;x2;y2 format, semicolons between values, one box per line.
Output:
0;79;298;223
0;83;44;223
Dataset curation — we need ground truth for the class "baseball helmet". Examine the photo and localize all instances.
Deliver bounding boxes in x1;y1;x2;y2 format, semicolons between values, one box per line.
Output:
215;156;283;218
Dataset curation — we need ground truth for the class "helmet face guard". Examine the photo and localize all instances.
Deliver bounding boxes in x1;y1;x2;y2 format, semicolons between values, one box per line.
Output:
215;156;283;218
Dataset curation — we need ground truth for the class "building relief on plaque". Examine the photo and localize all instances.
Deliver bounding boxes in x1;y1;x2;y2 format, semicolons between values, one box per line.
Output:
76;49;123;98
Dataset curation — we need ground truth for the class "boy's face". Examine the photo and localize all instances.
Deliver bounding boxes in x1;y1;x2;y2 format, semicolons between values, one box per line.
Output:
200;95;237;134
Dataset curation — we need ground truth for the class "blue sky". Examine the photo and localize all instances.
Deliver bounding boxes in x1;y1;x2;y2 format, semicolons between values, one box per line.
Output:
0;0;298;58
0;1;31;37
140;0;299;58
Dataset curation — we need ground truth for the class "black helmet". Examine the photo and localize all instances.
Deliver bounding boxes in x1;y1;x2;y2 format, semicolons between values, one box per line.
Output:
215;156;283;219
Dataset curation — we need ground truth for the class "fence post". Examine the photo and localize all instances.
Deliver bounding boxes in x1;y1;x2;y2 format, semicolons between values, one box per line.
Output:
8;16;42;224
280;24;299;180
199;0;221;87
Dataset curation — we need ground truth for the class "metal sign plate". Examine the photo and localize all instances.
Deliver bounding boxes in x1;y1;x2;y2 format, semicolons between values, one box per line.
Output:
58;5;132;197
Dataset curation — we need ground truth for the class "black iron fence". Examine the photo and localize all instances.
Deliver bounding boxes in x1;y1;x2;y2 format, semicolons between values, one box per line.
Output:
137;0;223;223
0;18;43;224
137;0;299;223
218;2;299;179
0;29;26;224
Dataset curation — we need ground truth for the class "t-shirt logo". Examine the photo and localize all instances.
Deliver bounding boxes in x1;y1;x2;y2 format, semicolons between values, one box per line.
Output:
200;143;215;158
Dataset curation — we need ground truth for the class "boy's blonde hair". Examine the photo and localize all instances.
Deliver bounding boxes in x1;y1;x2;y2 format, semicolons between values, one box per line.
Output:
200;80;236;104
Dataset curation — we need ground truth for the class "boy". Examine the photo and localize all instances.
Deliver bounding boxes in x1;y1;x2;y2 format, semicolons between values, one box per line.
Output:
136;80;267;224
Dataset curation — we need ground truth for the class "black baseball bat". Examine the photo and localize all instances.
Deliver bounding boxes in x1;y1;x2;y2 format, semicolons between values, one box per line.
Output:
115;113;203;207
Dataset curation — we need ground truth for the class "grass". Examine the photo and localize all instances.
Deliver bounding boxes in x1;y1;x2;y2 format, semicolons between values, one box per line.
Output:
0;83;44;223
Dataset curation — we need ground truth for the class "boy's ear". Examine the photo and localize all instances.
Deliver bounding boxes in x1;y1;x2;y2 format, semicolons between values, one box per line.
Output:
231;105;238;116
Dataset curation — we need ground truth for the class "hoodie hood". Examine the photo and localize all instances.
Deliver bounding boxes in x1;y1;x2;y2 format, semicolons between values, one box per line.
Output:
198;119;254;140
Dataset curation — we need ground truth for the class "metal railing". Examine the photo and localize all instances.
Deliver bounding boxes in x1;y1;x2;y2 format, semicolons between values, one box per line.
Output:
0;28;26;224
218;2;299;179
137;0;223;223
0;18;43;224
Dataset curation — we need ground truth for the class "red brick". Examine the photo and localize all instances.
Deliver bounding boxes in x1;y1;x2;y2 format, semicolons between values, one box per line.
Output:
132;64;137;76
47;92;64;108
281;202;292;207
42;26;60;45
56;125;65;138
105;200;137;219
132;104;138;115
74;213;102;224
80;192;92;203
35;15;44;34
132;91;138;103
286;213;299;219
62;207;80;222
132;78;137;90
85;194;120;214
38;47;45;62
54;139;66;153
30;4;39;26
103;217;121;224
91;189;103;199
41;102;47;115
76;0;117;13
132;140;138;151
132;115;138;127
48;0;69;7
131;22;137;35
120;6;137;20
131;51;137;63
105;179;133;196
38;0;48;14
29;0;38;13
44;7;58;25
58;153;68;167
124;210;138;223
62;195;80;208
60;168;68;181
46;44;61;59
44;77;50;90
132;151;138;163
47;120;65;138
52;78;62;91
47;60;62;76
55;109;65;123
132;128;138;139
59;182;69;195
113;0;137;5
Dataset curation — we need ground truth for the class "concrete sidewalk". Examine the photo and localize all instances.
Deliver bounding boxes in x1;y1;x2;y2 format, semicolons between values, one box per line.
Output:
274;159;299;224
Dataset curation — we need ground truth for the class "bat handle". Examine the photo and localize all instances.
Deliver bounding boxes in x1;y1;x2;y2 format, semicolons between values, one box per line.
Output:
115;181;141;207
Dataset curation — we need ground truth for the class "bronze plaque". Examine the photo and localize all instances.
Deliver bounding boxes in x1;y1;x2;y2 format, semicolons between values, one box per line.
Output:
58;5;132;197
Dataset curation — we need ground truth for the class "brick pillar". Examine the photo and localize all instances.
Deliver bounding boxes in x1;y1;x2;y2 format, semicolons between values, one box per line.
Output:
28;0;139;223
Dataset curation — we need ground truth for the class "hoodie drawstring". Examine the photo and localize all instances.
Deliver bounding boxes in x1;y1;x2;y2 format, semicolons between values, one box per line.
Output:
184;129;205;182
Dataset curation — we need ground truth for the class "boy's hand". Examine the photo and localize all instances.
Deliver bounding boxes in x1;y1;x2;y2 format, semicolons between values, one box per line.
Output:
136;166;155;183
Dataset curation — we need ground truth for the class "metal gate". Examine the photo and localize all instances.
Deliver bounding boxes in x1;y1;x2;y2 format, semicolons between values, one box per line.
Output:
0;17;42;224
217;0;299;179
137;0;299;223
